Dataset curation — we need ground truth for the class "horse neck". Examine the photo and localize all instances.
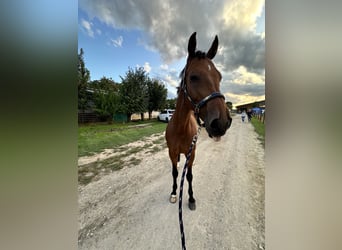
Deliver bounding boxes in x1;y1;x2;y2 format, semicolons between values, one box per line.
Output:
173;91;195;130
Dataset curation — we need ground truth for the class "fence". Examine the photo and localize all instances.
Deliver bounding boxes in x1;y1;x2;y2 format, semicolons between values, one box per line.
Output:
78;111;99;123
79;111;161;124
131;111;159;121
254;112;265;124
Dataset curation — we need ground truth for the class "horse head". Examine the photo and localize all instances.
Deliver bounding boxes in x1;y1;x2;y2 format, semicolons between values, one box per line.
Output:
182;32;232;140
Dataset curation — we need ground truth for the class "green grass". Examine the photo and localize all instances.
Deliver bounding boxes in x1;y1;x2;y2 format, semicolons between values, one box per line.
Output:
250;117;265;147
78;155;125;185
78;119;167;157
129;157;142;166
78;119;168;185
152;137;165;144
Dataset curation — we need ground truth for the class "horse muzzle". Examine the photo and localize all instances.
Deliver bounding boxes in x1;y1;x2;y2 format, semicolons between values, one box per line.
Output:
206;117;231;138
205;108;232;140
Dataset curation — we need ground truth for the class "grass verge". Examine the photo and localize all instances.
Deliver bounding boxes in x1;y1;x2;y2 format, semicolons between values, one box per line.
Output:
78;119;167;157
250;117;265;147
78;119;168;185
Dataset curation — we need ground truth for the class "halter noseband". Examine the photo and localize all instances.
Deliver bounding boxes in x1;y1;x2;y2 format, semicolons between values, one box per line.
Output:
181;70;225;126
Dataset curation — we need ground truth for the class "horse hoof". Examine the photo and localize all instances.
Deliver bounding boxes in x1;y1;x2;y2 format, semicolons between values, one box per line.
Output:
189;201;196;210
170;194;177;203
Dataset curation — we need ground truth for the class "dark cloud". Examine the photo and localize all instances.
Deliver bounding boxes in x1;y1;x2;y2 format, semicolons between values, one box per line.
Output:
80;0;264;65
216;31;265;73
224;82;265;96
79;0;265;103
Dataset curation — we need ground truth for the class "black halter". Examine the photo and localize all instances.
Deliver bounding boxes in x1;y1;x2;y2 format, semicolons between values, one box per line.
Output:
180;70;225;126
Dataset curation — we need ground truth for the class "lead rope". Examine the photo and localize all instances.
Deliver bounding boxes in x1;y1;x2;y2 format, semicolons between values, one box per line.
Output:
178;124;202;250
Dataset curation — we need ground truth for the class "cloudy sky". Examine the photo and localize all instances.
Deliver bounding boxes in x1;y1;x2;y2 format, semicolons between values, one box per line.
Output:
78;0;265;107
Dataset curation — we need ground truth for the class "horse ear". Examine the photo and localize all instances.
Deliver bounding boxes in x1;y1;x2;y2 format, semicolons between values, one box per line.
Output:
188;32;197;57
206;35;218;59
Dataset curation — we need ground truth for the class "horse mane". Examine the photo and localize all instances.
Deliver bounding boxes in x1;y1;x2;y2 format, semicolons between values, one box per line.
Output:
177;50;207;94
193;50;206;59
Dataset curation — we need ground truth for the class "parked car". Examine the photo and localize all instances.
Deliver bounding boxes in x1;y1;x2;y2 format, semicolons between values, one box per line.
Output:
158;109;174;122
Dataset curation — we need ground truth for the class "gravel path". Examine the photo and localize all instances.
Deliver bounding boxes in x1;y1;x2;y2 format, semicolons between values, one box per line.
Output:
78;115;265;250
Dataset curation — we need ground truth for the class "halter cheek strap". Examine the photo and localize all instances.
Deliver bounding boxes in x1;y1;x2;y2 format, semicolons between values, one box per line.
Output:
182;82;225;126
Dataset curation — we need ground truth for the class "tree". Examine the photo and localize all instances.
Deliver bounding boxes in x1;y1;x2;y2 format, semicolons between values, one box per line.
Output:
226;101;233;110
78;48;91;111
147;79;167;119
119;67;148;122
92;77;120;123
165;98;177;110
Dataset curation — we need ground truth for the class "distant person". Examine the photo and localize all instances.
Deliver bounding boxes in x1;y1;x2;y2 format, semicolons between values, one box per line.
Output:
247;110;252;122
241;111;246;122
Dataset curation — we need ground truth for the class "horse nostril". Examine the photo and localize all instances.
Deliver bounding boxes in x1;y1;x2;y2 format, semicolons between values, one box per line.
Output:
210;119;220;131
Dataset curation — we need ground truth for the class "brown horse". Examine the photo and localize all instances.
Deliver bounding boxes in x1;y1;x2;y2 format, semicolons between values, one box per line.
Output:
166;32;232;210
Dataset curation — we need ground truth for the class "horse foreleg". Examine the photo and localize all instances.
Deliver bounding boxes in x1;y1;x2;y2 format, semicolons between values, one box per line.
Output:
187;167;196;210
170;163;178;203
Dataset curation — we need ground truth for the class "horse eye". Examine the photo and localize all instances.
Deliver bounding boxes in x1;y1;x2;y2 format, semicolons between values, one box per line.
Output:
190;75;199;82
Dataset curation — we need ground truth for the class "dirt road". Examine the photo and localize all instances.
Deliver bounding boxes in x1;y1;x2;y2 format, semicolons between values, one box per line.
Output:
78;115;265;250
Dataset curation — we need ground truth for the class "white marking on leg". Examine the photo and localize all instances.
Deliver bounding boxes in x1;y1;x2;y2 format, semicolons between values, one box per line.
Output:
170;194;177;203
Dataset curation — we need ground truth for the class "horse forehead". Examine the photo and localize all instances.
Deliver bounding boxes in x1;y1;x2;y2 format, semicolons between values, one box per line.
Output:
189;59;218;74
